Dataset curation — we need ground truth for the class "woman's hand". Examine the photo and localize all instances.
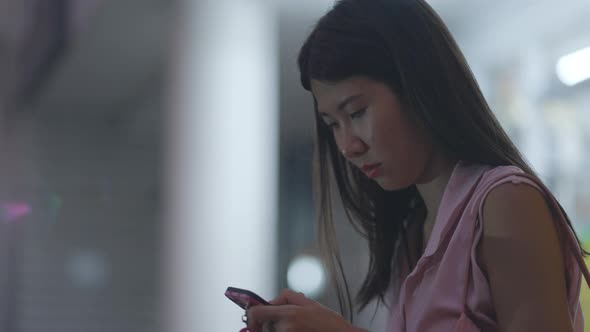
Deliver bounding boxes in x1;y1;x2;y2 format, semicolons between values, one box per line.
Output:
246;289;365;332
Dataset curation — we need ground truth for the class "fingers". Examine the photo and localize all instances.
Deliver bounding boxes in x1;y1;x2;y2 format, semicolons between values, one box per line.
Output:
246;305;279;332
248;289;318;330
248;320;270;332
268;289;293;305
248;304;295;323
261;321;275;332
269;289;314;306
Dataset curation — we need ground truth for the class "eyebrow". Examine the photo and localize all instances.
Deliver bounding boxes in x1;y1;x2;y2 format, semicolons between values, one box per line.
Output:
318;94;363;117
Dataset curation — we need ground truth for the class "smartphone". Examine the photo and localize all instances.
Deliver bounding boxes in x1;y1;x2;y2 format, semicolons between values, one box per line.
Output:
225;286;270;310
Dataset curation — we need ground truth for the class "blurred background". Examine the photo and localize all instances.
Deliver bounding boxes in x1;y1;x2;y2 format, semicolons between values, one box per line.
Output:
0;0;589;331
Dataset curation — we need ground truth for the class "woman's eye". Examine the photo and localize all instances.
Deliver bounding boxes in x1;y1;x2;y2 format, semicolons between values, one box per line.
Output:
350;108;367;119
327;122;340;130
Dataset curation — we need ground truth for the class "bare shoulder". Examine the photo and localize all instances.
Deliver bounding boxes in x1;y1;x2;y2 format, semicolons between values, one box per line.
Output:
482;181;555;238
479;181;572;331
480;181;563;272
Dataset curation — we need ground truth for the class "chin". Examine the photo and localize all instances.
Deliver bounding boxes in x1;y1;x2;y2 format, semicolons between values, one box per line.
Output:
375;177;414;191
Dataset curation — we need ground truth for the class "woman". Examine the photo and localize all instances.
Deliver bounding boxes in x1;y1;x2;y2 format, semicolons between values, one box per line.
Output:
248;0;590;331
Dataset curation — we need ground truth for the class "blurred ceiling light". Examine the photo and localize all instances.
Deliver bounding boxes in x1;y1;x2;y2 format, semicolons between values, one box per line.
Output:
287;254;326;299
556;46;590;86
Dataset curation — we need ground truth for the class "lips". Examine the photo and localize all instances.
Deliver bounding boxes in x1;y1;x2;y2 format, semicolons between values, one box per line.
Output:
361;163;382;179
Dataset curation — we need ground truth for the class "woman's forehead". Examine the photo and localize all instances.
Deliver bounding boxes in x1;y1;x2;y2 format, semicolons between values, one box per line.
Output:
311;78;374;111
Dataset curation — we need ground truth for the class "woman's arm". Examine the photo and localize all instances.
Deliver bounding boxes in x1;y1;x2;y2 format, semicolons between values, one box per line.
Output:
480;182;573;332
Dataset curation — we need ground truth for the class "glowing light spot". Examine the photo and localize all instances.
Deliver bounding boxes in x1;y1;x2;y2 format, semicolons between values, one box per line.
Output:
287;255;326;299
1;202;32;223
67;250;109;289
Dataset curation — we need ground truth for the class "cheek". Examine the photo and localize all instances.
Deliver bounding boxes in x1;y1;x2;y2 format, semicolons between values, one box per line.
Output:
370;107;404;144
370;117;405;152
406;122;434;159
362;118;376;144
373;114;431;162
361;110;393;146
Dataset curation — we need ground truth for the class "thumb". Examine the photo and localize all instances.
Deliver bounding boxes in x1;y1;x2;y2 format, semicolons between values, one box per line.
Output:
269;289;316;306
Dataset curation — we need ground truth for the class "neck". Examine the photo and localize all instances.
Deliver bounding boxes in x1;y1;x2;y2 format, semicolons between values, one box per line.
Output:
415;157;457;225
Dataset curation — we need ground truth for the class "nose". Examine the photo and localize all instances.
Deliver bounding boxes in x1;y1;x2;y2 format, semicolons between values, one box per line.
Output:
338;131;368;159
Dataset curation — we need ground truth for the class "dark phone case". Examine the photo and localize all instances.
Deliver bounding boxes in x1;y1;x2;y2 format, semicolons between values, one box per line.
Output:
225;287;270;310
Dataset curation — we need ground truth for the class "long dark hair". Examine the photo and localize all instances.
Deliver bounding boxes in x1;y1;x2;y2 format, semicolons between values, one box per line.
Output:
297;0;588;322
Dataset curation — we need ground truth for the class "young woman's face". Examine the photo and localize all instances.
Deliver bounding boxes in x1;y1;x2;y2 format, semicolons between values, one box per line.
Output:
311;77;437;190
